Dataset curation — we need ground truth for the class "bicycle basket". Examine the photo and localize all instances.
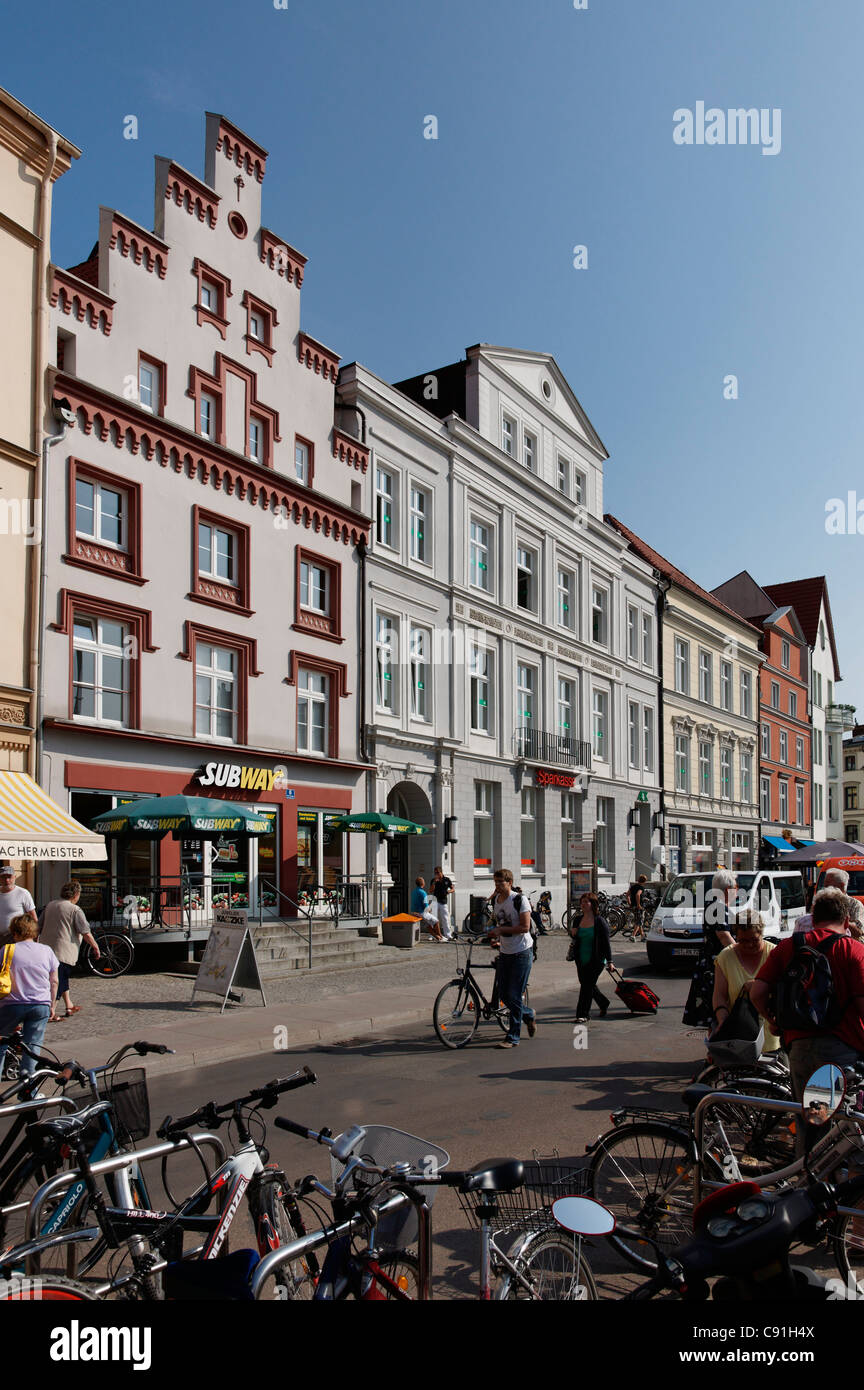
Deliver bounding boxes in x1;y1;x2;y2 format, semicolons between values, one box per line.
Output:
456;1159;593;1234
64;1068;150;1148
331;1124;450;1249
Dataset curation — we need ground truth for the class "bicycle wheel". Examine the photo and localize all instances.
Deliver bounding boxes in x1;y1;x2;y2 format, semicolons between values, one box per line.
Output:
498;1229;597;1300
84;933;134;977
433;980;481;1048
706;1082;797;1175
255;1178;319;1300
368;1250;420;1300
0;1275;100;1300
589;1123;694;1271
832;1198;864;1288
607;908;627;936
0;1152;99;1279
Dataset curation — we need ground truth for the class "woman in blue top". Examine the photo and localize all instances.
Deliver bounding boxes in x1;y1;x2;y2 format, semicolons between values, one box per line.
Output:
411;877;443;941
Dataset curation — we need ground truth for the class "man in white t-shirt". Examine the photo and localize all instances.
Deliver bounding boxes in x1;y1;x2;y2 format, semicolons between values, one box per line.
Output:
0;867;36;941
483;867;536;1049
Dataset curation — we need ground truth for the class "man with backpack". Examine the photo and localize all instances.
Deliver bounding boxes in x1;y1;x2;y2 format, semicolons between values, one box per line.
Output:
751;887;864;1100
483;868;537;1049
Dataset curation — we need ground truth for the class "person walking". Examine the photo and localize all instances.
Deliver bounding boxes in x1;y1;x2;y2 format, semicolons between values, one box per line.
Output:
751;886;864;1100
682;870;738;1028
568;892;613;1023
429;866;454;941
628;874;648;940
711;911;781;1055
38;880;100;1018
484;868;536;1049
0;915;59;1080
410;876;443;942
0;867;36;943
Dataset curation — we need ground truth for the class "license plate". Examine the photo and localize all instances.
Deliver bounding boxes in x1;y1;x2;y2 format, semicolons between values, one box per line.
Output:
672;948;699;957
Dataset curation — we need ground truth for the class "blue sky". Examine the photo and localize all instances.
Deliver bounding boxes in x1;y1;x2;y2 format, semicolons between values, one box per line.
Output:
4;0;862;704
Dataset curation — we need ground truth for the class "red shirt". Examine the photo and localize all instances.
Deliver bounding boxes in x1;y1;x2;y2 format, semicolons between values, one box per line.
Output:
755;927;864;1051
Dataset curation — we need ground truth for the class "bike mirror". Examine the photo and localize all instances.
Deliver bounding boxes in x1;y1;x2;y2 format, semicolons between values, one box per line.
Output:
801;1063;845;1126
332;1124;368;1164
552;1195;616;1237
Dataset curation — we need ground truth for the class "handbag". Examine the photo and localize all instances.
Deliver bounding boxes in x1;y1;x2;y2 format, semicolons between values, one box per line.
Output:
0;943;15;998
707;991;764;1067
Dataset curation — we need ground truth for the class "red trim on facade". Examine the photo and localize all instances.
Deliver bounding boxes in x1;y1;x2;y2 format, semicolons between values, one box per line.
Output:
164;162;219;227
54;373;370;547
109;213;169;279
297;332;340;383
190;506;252;616
50;267;114;336
65;458;145;586
259;229;306;286
214;117;267;183
292;548;343;644
52;591;157;729
241;291;277;366
187;365;225;447
332;427;370;474
192;258;232;338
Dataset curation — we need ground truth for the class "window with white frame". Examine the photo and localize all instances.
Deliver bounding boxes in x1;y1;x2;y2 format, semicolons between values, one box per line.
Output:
470;644;492;733
720;746;732;800
557;568;575;631
409;626;430;721
628;701;640;769
668;825;682;875
740;750;752;803
789;691;797;719
520;787;537;868
375;614;398;712
474;781;494;868
72;615;129;726
720;661;732;711
740;669;753;718
642;613;653;667
761;723;771;759
517;663;536;725
409;486;429;564
674;639;689;695
778;780;789;822
796;783;805;825
627;606;639;661
248;416;264;464
675;734;690;792
199;522;237;586
138;358;161;414
813;671;822;707
814;783;823;821
829;785;837;821
75;478;125;549
770;681;780;710
796;736;805;769
557;454;570;497
469;520;491;592
561;792;577;872
591;585;608;646
592;689;608;761
297;668;328;754
501;415;515;457
813;729;823;765
199;392;216;440
516;547;537;612
375;467;396;549
557;677;576;744
523;431;536;472
699;650;712;704
595;797;615;874
195;643;237;742
572;470;585;506
295;440;310;484
781;639;790;670
761;776;771;821
779;730;788;764
698;740;713;796
643;706;655;773
199;279;218;311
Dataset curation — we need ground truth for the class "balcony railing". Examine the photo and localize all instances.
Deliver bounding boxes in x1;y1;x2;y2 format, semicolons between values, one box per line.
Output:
826;702;857;732
513;726;592;770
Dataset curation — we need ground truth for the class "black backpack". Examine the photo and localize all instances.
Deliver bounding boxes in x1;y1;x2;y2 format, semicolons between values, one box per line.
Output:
512;893;539;961
773;933;845;1032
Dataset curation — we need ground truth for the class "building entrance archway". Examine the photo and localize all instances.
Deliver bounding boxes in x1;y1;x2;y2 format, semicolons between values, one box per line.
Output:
385;783;434;915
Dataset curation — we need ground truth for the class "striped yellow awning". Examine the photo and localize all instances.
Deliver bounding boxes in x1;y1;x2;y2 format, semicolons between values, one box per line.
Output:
0;773;107;862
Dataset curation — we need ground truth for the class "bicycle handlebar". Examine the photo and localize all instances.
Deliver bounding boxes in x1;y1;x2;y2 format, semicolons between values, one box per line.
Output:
157;1067;316;1138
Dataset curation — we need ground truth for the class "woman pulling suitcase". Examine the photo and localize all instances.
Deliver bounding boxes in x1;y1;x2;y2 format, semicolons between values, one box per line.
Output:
567;892;613;1022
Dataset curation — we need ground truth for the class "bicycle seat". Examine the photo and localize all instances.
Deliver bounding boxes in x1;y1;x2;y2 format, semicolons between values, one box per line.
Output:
461;1159;525;1193
27;1099;113;1147
681;1083;716;1113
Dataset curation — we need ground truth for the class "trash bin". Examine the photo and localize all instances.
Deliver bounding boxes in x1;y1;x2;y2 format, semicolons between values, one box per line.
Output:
381;913;421;948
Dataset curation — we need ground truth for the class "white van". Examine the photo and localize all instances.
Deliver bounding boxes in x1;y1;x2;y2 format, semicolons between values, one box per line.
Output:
645;870;806;971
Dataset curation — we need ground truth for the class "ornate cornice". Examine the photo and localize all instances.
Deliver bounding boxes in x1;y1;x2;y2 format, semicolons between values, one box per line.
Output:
298;332;340;383
214;117;267;182
109;213;168;279
259;229;306;286
164;162;219;227
50;267;114;335
697;723;718;742
54;373;369;548
332;427;370;474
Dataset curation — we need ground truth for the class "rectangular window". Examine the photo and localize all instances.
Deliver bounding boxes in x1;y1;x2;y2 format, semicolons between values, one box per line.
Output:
699;740;712;796
561;792;577;872
138;356;162;415
796;784;805;825
740;750;752;803
199;392;217;440
199;522;236;586
557;454;570;497
846;754;857;772
781;639;791;669
297;668;328;754
299;560;328;613
195;643;237;742
829;785;837;820
779;731;788;764
591;586;608;646
72;615;129;726
779;780;789;822
523;432;536;471
595;797;614;874
790;692;798;719
675;735;689;792
520;787;536;868
517;663;536;725
627;606;639;661
501;415;515;456
295;440;310;484
740;670;753;718
796;736;805;770
761;722;771;758
771;681;780;710
815;783;823;820
516;547;536;612
572;471;585;505
470;521;491;592
409;626;430;721
375;467;395;549
249;311;264;342
474;782;494;867
75;477;125;549
720;746;732;800
643;706;654;773
668;825;682;876
699;650;712;704
557;678;575;742
628;701;640;769
592;689;608;761
375;614;398;712
247;416;264;464
199;279;218;311
642;613;653;667
409;486;429;564
720;661;732;711
845;786;859;811
470;645;492;734
761;776;771;821
814;671;823;707
846;824;860;842
557;569;575;631
674;639;689;695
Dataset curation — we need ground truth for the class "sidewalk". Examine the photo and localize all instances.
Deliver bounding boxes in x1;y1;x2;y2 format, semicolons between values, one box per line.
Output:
45;935;645;1078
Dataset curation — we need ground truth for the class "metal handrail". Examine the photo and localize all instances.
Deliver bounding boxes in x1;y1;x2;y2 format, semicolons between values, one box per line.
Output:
257;880;313;970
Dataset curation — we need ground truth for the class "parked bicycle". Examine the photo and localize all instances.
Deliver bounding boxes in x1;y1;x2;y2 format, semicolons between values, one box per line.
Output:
432;938;530;1049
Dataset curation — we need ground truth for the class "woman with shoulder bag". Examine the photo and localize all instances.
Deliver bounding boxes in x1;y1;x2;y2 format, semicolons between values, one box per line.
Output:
710;911;780;1059
568;892;613;1023
0;915;59;1080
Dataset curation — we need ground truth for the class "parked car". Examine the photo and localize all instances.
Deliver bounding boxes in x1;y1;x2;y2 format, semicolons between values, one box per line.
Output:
645;869;806;971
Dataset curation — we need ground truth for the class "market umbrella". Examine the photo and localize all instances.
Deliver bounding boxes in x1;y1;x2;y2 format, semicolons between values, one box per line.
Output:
331;811;431;835
778;840;864;864
89;795;274;839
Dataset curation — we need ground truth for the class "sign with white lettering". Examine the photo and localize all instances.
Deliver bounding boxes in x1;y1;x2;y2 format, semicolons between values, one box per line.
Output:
192;910;266;1013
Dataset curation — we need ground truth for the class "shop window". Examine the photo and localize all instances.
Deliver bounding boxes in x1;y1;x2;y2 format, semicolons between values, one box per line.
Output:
520;787;537;869
595;797;614;874
474;782;494;870
66;460;144;585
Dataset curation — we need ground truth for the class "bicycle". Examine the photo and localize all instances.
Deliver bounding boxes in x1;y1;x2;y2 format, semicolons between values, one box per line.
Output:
432;938;530;1049
561;890;628;935
80;927;135;978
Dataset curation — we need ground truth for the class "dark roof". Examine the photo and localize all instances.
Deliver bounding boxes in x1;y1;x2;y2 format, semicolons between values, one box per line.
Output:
66;242;99;287
762;577;841;679
604;515;763;633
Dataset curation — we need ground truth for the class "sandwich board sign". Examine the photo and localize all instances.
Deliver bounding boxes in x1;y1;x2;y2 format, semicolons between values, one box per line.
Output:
192;909;267;1013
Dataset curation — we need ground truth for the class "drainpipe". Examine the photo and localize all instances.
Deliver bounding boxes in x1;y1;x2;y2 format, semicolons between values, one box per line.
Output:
35;424;68;787
654;573;672;879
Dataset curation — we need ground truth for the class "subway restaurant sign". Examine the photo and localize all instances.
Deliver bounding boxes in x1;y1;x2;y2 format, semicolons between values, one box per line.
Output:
195;762;289;793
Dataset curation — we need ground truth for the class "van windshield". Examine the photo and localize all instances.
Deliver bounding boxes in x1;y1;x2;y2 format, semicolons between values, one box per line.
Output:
659;875;715;908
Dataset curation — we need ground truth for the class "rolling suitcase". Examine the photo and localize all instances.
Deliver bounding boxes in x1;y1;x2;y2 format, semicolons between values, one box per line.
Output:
607;962;659;1015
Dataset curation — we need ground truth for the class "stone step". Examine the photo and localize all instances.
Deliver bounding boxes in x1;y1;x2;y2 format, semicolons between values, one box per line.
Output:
255;936;394;965
257;944;416;978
